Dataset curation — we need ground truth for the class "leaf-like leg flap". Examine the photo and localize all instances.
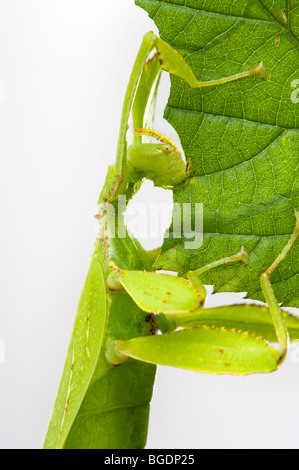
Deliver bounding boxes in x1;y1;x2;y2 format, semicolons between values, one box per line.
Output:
260;210;299;362
114;328;280;376
156;305;299;340
119;271;205;313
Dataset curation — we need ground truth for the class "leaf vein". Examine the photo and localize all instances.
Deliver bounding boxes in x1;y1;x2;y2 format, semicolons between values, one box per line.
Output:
166;105;290;130
194;130;287;177
255;0;299;46
141;0;281;27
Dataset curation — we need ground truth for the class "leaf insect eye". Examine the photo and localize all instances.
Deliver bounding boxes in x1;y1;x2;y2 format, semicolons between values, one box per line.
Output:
162;144;174;154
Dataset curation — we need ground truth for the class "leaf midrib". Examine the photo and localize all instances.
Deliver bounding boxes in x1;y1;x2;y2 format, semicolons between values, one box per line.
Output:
166;105;297;131
150;0;275;25
255;0;299;47
180;130;287;177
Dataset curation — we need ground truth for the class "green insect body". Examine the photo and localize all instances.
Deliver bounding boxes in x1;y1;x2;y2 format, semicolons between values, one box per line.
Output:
45;31;299;449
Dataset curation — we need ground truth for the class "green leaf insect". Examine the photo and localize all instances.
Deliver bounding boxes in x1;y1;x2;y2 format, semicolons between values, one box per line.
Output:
44;27;299;450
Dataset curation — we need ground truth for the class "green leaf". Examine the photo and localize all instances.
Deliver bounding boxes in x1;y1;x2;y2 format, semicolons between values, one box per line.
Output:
44;256;107;449
137;0;299;307
161;304;299;342
120;270;204;313
118;327;280;376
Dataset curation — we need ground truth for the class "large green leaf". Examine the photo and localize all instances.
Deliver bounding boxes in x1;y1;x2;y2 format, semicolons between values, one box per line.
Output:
137;0;299;307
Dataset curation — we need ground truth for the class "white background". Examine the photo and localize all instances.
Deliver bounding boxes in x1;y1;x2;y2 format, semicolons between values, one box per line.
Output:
1;0;299;449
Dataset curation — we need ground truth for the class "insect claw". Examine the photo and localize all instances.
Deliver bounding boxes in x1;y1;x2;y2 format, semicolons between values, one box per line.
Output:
247;61;266;79
239;245;250;265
